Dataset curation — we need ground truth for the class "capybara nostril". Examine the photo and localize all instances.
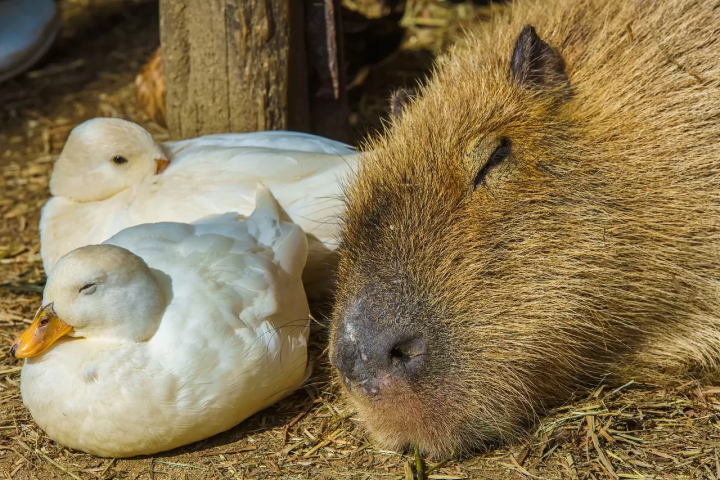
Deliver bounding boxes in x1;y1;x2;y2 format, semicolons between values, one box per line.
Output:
334;332;426;393
388;337;426;374
331;310;426;397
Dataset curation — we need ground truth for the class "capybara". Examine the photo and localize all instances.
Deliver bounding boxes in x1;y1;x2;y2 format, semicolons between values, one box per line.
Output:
330;0;720;456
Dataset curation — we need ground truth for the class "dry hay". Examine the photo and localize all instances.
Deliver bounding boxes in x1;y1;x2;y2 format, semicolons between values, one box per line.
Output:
0;0;717;478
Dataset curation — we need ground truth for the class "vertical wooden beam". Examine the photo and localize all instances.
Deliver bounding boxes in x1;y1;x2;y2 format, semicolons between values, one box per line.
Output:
160;0;309;139
305;0;349;143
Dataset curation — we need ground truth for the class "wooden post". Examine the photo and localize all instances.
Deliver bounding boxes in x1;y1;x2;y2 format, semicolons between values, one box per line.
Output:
305;0;349;143
159;0;309;139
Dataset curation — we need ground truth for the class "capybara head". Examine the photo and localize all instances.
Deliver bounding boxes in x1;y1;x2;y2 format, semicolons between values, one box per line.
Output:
330;0;720;456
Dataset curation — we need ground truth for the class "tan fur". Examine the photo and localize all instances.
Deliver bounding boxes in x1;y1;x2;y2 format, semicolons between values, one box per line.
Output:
135;47;166;128
331;0;720;456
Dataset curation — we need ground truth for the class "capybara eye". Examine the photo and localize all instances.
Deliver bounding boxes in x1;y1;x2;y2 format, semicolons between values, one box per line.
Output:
473;138;511;189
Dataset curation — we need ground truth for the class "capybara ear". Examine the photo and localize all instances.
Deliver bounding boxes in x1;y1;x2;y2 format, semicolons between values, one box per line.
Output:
389;87;417;121
510;25;570;98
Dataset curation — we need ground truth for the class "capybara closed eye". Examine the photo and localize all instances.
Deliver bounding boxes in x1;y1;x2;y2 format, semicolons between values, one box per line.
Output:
330;0;720;457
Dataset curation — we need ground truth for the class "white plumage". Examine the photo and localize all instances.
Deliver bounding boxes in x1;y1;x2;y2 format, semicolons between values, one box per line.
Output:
17;187;310;457
40;118;358;298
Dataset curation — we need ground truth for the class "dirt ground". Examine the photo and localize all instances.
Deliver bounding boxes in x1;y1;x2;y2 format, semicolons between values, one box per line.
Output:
1;1;719;479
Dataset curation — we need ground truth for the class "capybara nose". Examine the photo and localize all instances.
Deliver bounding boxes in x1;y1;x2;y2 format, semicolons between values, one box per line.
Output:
332;316;426;397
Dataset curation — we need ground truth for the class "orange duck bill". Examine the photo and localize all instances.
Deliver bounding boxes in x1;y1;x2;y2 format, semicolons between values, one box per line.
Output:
155;158;170;174
11;303;72;358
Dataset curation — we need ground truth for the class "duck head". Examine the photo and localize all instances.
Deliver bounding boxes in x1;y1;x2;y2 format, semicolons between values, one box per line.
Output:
12;245;166;358
50;118;170;202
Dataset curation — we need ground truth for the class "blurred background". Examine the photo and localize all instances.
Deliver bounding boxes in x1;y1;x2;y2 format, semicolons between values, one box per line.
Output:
0;0;493;150
0;0;493;287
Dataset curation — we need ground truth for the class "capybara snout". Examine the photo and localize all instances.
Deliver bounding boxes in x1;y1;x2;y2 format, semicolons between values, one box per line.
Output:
330;0;720;457
331;286;429;398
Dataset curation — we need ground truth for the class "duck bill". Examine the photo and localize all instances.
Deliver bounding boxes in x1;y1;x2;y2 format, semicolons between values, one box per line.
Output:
11;304;72;359
155;158;170;174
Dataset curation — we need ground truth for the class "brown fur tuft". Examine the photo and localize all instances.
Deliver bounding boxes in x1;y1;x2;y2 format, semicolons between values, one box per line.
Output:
330;0;720;457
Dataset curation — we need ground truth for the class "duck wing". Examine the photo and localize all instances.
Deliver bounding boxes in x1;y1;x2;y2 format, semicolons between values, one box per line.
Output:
104;184;309;330
163;130;354;157
156;131;358;250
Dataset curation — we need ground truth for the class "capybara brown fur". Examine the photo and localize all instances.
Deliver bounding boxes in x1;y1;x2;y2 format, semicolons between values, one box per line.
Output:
329;0;720;456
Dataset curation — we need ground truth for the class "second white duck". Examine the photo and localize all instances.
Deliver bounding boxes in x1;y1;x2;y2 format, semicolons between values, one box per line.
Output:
40;118;358;298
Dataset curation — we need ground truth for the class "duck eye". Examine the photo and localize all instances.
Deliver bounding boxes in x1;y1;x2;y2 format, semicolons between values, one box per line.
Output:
473;138;511;189
79;283;96;294
113;156;128;165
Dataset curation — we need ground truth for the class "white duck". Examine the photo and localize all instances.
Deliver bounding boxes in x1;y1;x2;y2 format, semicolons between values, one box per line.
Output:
40;118;358;298
12;187;310;458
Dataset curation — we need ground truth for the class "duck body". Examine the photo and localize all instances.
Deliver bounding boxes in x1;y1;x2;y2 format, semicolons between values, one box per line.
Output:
21;189;310;457
40;123;358;298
